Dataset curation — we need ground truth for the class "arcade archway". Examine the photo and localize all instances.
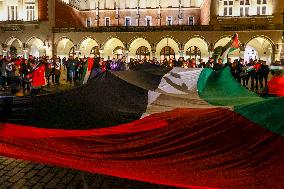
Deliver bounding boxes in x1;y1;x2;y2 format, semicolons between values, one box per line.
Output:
79;37;99;57
56;38;74;58
156;38;179;61
129;38;151;60
136;46;150;60
184;37;209;62
245;37;273;64
27;37;45;57
6;37;23;57
186;46;201;62
103;38;125;60
160;46;175;61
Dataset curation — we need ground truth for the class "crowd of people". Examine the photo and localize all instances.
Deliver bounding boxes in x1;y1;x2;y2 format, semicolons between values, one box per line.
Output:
0;54;280;96
212;57;271;92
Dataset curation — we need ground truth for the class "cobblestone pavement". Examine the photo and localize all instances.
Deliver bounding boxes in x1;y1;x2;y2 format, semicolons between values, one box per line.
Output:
0;156;179;189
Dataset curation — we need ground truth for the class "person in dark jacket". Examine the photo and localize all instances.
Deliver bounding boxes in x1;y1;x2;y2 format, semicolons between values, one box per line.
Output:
20;59;32;92
213;58;225;71
66;56;76;84
259;61;270;89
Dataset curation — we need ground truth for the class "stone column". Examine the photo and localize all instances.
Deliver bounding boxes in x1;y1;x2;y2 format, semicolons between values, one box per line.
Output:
124;49;129;62
23;48;29;59
150;43;156;60
74;45;81;58
151;50;156;60
273;44;281;63
99;49;104;59
208;43;214;58
179;50;185;58
239;44;245;59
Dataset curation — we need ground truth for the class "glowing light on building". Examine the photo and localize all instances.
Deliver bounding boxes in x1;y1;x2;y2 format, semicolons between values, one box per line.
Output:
0;0;38;21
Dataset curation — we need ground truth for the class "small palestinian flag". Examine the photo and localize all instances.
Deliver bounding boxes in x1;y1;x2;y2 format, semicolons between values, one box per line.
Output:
214;33;240;63
82;57;95;84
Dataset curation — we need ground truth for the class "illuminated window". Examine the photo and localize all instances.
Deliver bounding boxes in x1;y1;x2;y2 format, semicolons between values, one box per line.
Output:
146;16;152;26
240;0;250;16
257;0;268;15
8;6;18;21
125;17;131;26
105;17;110;26
223;0;233;16
166;16;173;26
188;16;194;25
86;17;92;28
26;5;35;21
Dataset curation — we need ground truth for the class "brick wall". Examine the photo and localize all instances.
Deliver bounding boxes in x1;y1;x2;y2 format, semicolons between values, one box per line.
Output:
55;0;85;27
55;0;204;28
38;0;49;21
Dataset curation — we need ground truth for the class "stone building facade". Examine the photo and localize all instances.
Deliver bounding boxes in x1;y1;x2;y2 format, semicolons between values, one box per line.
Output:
0;0;283;64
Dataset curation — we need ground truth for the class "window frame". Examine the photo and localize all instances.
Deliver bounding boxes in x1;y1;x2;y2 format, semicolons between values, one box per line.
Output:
125;17;131;26
188;16;194;25
145;16;152;26
223;0;234;16
166;16;173;26
240;0;250;17
105;17;110;26
257;0;268;15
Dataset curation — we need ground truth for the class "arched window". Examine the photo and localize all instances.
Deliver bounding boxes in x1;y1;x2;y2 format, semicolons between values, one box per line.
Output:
91;46;100;57
160;46;175;61
136;46;150;60
113;46;124;59
186;46;201;63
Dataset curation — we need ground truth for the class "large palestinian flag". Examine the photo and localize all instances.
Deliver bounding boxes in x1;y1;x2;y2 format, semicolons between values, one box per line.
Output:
0;63;284;189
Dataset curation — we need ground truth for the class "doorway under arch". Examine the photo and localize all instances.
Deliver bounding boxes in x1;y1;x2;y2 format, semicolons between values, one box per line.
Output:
160;46;175;61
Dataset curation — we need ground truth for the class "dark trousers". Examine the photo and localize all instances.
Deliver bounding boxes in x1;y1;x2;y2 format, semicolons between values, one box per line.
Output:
1;76;6;88
66;68;70;82
259;75;268;89
22;79;30;92
55;74;60;85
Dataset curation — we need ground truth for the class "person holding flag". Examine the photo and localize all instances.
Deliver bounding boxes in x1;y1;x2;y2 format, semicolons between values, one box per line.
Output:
213;33;240;65
27;61;46;95
82;57;95;84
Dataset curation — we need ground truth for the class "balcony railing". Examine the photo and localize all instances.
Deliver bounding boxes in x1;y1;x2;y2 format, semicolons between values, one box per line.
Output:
0;20;39;23
52;24;283;33
0;20;40;32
